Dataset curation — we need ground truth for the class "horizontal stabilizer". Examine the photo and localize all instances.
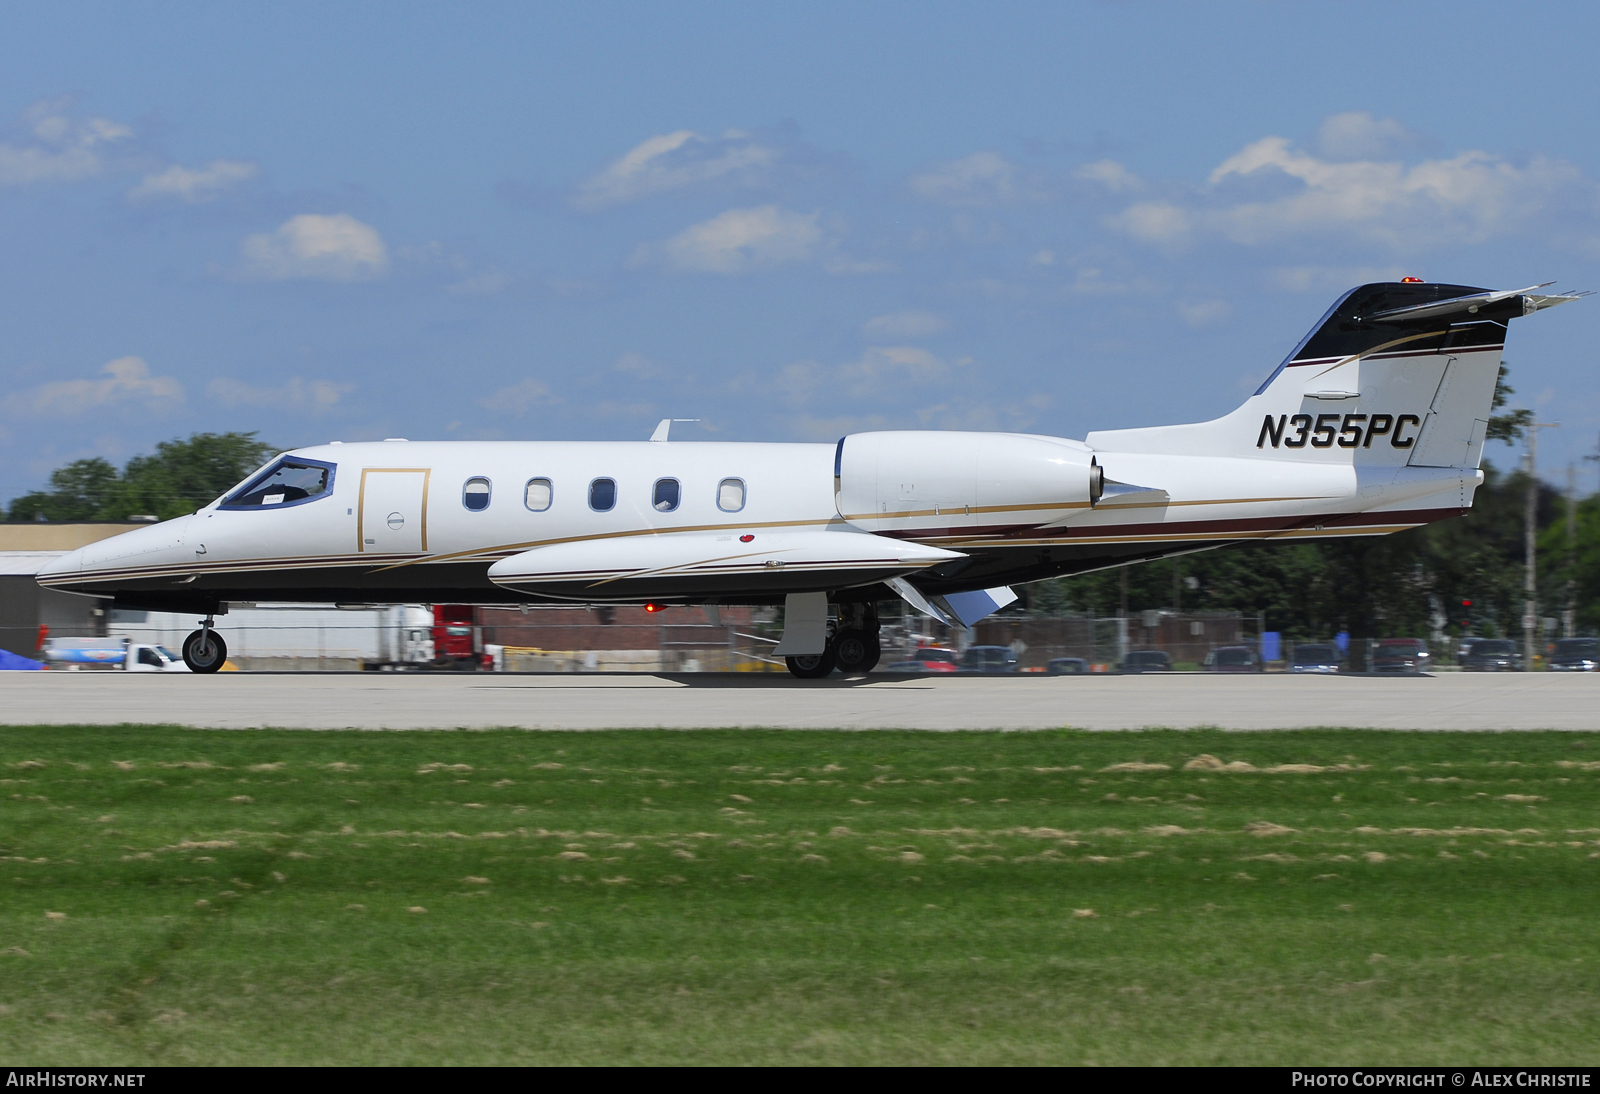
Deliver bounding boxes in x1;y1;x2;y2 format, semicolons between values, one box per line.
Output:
1364;282;1555;322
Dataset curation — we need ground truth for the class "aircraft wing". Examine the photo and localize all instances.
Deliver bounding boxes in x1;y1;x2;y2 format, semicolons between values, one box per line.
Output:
486;528;964;598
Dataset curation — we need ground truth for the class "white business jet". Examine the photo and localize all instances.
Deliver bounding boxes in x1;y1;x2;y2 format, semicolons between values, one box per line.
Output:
36;280;1585;676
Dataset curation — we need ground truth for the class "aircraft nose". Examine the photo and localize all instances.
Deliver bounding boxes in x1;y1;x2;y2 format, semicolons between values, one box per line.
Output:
35;515;193;587
35;549;82;579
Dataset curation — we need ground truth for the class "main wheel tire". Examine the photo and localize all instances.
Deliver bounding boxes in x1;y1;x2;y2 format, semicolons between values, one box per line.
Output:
832;628;881;676
182;629;228;673
785;649;837;679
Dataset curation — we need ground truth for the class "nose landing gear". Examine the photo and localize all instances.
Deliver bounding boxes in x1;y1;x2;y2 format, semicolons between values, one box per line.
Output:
182;614;228;674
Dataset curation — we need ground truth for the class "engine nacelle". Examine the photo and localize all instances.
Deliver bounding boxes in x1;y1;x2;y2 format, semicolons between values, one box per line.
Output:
834;431;1102;535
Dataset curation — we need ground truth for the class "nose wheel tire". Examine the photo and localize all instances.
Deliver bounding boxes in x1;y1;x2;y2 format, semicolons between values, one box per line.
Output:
183;629;228;673
832;628;880;676
785;649;837;679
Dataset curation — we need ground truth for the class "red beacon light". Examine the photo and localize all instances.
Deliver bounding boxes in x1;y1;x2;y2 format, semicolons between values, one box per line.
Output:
1401;276;1425;283
644;602;666;613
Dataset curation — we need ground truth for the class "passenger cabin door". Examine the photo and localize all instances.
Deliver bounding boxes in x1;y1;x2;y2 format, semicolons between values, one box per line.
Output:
358;468;430;555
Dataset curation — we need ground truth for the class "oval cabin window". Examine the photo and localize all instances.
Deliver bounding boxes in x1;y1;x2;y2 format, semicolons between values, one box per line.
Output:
653;478;680;512
589;477;616;512
463;477;491;512
524;478;552;512
717;477;746;512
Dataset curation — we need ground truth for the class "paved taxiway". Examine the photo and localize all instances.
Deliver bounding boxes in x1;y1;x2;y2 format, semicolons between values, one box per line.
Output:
1;671;1598;731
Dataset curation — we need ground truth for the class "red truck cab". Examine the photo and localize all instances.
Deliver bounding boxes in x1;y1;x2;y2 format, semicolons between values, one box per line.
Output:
431;605;482;667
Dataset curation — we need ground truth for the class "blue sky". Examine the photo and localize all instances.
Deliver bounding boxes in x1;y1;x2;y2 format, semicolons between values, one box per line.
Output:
3;1;1599;502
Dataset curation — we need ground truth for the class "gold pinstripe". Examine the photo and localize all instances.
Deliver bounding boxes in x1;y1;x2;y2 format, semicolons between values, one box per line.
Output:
37;491;1431;588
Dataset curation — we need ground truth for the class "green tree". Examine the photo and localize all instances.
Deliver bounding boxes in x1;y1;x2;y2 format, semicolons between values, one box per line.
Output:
1485;362;1534;446
7;433;277;522
6;458;119;521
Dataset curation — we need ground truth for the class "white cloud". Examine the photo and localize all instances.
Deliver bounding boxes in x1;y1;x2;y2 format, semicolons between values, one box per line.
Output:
574;129;777;209
206;376;353;413
0;98;133;188
768;346;1047;438
482;378;558;415
614;352;662;379
1315;112;1417;161
779;345;961;406
635;205;820;274
129;159;258;203
9;357;183;416
1075;159;1142;193
910;152;1018;206
1112;201;1191;243
446;270;513;296
1110;119;1588;250
238;214;388;281
1204;132;1581;246
1177;299;1230;327
863;310;947;339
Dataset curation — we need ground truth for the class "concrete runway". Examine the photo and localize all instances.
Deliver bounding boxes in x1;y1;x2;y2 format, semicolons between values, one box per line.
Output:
2;670;1599;731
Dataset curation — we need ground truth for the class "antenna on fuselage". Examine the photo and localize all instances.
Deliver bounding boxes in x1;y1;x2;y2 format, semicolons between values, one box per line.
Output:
649;419;700;442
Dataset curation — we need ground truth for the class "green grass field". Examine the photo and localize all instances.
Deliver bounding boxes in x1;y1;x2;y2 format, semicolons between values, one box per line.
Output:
2;725;1598;1065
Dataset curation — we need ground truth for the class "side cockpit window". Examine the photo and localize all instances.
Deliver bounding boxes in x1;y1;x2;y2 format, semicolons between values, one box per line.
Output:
222;457;336;510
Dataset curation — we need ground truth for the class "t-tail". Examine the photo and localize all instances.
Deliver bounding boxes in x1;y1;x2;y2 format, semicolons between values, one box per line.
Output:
1089;280;1587;471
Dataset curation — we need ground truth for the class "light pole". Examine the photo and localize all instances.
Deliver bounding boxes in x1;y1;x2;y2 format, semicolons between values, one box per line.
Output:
1525;422;1559;670
1566;463;1579;639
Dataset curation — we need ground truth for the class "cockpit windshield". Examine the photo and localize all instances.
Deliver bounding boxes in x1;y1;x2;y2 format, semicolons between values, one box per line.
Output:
223;457;336;509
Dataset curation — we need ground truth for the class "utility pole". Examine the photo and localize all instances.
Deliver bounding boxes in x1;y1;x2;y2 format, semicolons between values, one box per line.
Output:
1525;421;1559;670
1566;463;1578;639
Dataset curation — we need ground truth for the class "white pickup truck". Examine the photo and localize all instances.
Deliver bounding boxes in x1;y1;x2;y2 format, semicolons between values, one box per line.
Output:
44;637;192;672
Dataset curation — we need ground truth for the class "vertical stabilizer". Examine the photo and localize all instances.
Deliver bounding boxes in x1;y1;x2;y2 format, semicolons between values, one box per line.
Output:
1088;281;1582;469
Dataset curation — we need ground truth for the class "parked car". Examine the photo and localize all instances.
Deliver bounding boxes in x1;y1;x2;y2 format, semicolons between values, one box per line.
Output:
1202;646;1261;673
1548;637;1600;672
1460;638;1521;672
1289;643;1343;675
1046;657;1089;675
959;645;1020;673
1119;650;1173;674
1371;638;1430;675
883;647;960;674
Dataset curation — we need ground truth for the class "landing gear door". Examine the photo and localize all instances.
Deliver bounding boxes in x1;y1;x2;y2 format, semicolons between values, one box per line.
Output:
359;468;430;555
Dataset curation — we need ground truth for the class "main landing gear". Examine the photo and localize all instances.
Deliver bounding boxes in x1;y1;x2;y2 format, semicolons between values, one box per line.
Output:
784;602;880;679
182;614;228;674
